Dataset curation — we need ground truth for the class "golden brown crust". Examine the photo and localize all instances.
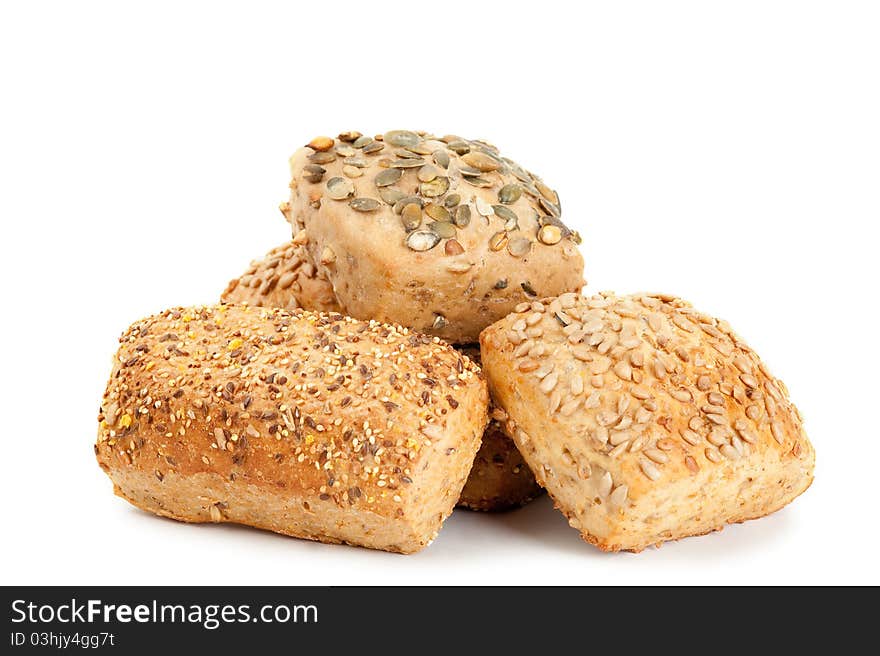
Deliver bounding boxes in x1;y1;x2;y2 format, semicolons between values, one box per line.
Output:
221;235;342;314
454;344;542;511
480;291;815;552
96;305;488;553
287;130;585;343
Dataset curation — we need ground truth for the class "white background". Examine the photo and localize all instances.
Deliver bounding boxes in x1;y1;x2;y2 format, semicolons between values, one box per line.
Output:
1;1;878;585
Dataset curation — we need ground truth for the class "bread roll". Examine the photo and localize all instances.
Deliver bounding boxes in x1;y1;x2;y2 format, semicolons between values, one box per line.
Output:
95;305;488;553
221;236;341;313
286;130;585;343
455;345;542;512
480;291;815;552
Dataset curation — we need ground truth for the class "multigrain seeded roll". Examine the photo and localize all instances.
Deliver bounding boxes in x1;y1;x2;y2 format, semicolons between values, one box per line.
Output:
286;130;586;343
221;235;341;313
95;305;488;554
479;292;815;552
455;345;543;512
221;253;541;512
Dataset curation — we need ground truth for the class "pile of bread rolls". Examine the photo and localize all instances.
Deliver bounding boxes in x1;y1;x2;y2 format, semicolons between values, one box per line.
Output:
96;130;815;553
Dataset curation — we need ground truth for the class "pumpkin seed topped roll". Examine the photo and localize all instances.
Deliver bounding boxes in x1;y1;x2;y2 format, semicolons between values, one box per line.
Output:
96;305;488;553
479;291;815;552
286;130;586;344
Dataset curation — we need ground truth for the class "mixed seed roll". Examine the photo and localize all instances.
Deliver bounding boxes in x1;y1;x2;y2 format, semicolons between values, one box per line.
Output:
287;130;586;344
455;345;543;512
221;235;342;314
479;292;815;552
221;248;542;512
96;305;488;554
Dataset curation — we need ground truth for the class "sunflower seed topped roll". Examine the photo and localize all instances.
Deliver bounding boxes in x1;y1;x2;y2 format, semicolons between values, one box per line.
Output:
287;130;586;343
479;292;815;552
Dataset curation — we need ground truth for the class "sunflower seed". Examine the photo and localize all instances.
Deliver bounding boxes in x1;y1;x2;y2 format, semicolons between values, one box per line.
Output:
538;225;562;245
303;164;326;183
609;485;628;507
350;198;380;212
430;221;456;239
444;193;461;208
445;239;464;256
639;458;662;481
375;168;403;187
489;231;508;251
406;230;440;252
499;183;522;204
384;130;420;148
308;151;336;164
420;176;449;197
401;203;422;231
494;279;508;289
379;188;406;205
454;205;471;227
446;259;473;273
425;204;450;222
521;281;538;297
308;136;335;152
326;176;354;200
418;164;439;182
462;151;500;172
433;149;450;168
507;237;531;258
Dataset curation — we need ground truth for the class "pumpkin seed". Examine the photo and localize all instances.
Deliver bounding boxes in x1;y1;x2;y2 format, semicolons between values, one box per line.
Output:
508;237;531;258
458;165;483;177
492;205;518;226
401;203;422;231
379;188;406;205
498;183;522;204
430;221;456;239
308;136;334;152
433;149;450;168
535;180;558;204
350;198;381;212
475;197;494;217
447;140;471;155
308;151;336;164
303;164;326;183
463;176;492;187
342;165;363;178
538;224;562;244
343;156;368;168
406;230;440;252
445;239;464;256
335;144;356;157
418;164;439;182
390;158;424;169
393;196;423;213
384;130;420;148
540;197;561;217
326;176;354;200
461;151;500;172
444;193;461;208
454;205;471;227
362;141;385;154
394;148;423;159
420;176;449;197
425;203;450;222
375;168;403;187
352;136;373;149
338;131;362;143
489;231;509;251
404;143;432;155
